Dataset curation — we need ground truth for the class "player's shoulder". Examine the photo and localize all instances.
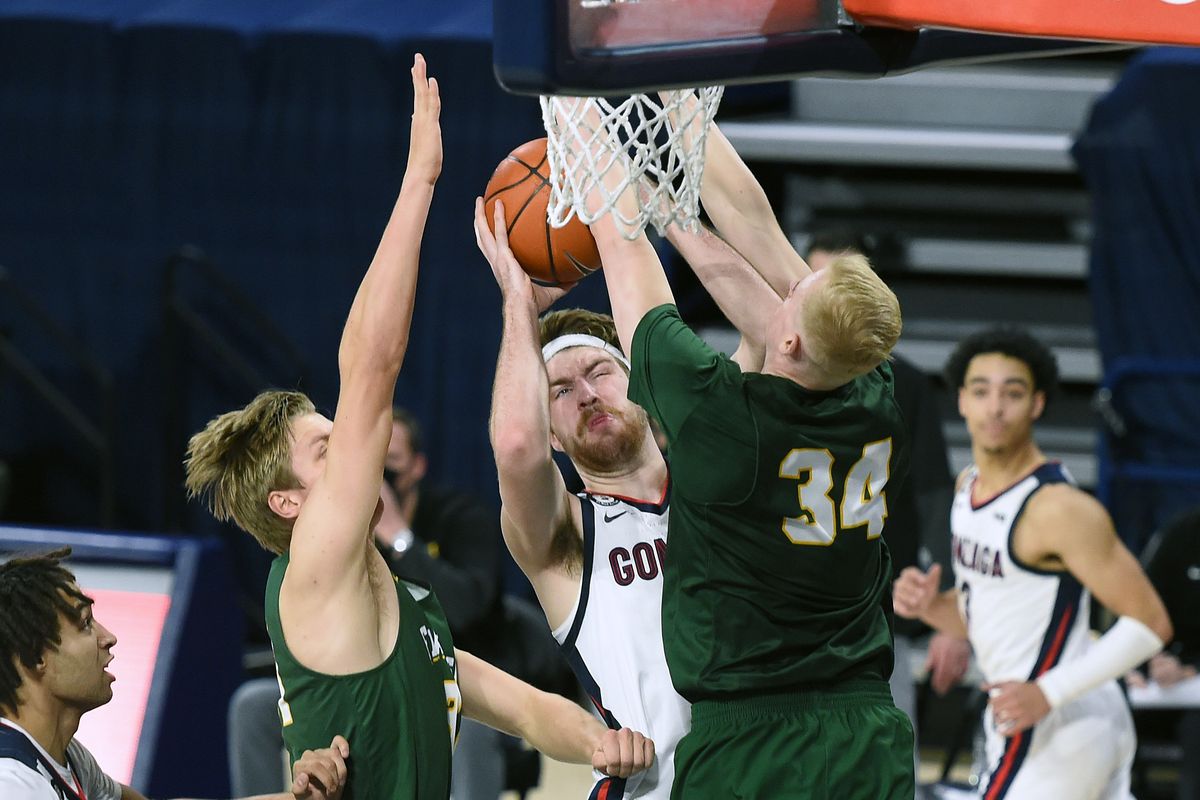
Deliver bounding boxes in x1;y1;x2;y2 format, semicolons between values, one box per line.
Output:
1023;480;1112;533
632;302;683;344
954;465;974;493
65;739;122;800
501;489;584;576
853;361;902;418
0;759;57;800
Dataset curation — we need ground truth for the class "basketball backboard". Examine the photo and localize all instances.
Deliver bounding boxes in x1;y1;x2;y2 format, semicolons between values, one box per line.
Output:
493;0;1133;95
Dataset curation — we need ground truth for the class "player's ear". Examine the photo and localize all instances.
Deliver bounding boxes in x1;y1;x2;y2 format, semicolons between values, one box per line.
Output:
549;430;565;453
1031;390;1046;421
268;489;303;520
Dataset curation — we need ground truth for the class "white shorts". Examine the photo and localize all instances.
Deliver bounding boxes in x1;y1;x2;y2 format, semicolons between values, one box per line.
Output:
979;681;1135;800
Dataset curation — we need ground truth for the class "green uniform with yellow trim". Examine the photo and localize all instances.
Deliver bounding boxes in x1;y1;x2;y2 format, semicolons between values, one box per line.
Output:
265;552;460;800
629;305;914;799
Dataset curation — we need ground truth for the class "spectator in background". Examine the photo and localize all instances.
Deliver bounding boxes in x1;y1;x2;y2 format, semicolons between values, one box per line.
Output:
1128;506;1200;800
374;408;506;666
806;230;971;730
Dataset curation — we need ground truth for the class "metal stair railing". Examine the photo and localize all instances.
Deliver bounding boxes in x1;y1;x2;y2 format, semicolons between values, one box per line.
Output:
0;266;116;526
161;246;309;530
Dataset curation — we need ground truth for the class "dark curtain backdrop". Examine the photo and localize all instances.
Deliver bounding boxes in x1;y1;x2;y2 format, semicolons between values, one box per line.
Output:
1073;47;1200;545
0;17;614;552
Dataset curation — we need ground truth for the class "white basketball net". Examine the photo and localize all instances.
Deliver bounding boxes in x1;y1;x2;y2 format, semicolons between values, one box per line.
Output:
540;87;725;240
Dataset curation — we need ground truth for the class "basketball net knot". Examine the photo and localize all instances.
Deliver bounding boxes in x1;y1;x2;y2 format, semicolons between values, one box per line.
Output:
540;87;724;240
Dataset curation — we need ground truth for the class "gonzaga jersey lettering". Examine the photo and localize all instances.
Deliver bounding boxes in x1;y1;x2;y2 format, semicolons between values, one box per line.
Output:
552;491;691;800
952;462;1136;800
951;462;1093;684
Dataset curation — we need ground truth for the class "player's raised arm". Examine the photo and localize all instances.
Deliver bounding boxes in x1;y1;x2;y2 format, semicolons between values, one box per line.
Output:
589;212;674;359
663;221;778;371
663;90;810;297
455;650;655;776
558;122;674;355
286;54;441;585
475;199;577;581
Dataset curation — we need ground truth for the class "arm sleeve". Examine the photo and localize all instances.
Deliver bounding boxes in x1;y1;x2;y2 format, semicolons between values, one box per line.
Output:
1037;616;1164;709
628;304;742;443
66;741;122;800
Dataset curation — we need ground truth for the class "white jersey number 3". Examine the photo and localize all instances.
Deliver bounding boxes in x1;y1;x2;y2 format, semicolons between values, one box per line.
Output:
779;438;892;546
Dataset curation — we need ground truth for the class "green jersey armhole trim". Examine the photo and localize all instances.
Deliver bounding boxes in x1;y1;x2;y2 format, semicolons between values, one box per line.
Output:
273;569;409;681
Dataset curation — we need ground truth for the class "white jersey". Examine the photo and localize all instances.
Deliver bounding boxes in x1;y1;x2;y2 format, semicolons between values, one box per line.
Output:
552;490;691;800
951;462;1094;685
0;719;122;800
951;463;1135;800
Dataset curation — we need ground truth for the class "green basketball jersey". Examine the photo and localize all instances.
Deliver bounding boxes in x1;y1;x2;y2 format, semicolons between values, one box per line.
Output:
629;305;908;701
265;552;460;800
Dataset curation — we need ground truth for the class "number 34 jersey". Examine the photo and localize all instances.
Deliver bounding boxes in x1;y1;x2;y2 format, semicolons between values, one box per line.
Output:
628;304;910;701
552;489;691;800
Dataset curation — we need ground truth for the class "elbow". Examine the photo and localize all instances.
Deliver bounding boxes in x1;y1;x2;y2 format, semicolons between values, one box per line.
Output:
491;429;547;467
508;687;542;744
705;187;769;229
338;335;409;379
1152;613;1174;647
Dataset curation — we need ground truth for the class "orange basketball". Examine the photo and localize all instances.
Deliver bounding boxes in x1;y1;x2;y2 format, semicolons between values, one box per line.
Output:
483;138;601;287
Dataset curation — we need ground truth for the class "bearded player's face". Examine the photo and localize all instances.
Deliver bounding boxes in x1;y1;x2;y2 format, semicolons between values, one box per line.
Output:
545;347;650;474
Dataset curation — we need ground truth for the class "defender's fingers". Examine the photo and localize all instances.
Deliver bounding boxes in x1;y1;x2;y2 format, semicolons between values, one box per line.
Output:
301;761;340;796
331;735;350;759
292;772;310;795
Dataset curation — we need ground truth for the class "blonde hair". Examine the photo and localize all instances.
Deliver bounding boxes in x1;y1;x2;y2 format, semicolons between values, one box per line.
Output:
802;253;901;379
184;390;314;554
538;308;620;350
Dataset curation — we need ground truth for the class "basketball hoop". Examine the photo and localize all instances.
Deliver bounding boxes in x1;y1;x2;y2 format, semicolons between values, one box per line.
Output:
540;87;724;240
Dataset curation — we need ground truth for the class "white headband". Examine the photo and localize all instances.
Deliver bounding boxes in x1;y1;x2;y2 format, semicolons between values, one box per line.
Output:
541;334;629;368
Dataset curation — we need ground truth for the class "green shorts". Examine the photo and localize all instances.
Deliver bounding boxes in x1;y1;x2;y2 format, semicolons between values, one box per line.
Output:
671;680;914;800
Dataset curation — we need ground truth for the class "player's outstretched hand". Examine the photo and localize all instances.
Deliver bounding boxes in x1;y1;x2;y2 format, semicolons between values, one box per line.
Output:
592;728;655;779
893;564;940;620
473;197;569;312
407;53;442;186
291;735;350;800
984;681;1050;736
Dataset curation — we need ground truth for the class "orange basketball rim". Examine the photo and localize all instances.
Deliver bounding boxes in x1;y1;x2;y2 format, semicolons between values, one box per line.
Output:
845;0;1200;48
